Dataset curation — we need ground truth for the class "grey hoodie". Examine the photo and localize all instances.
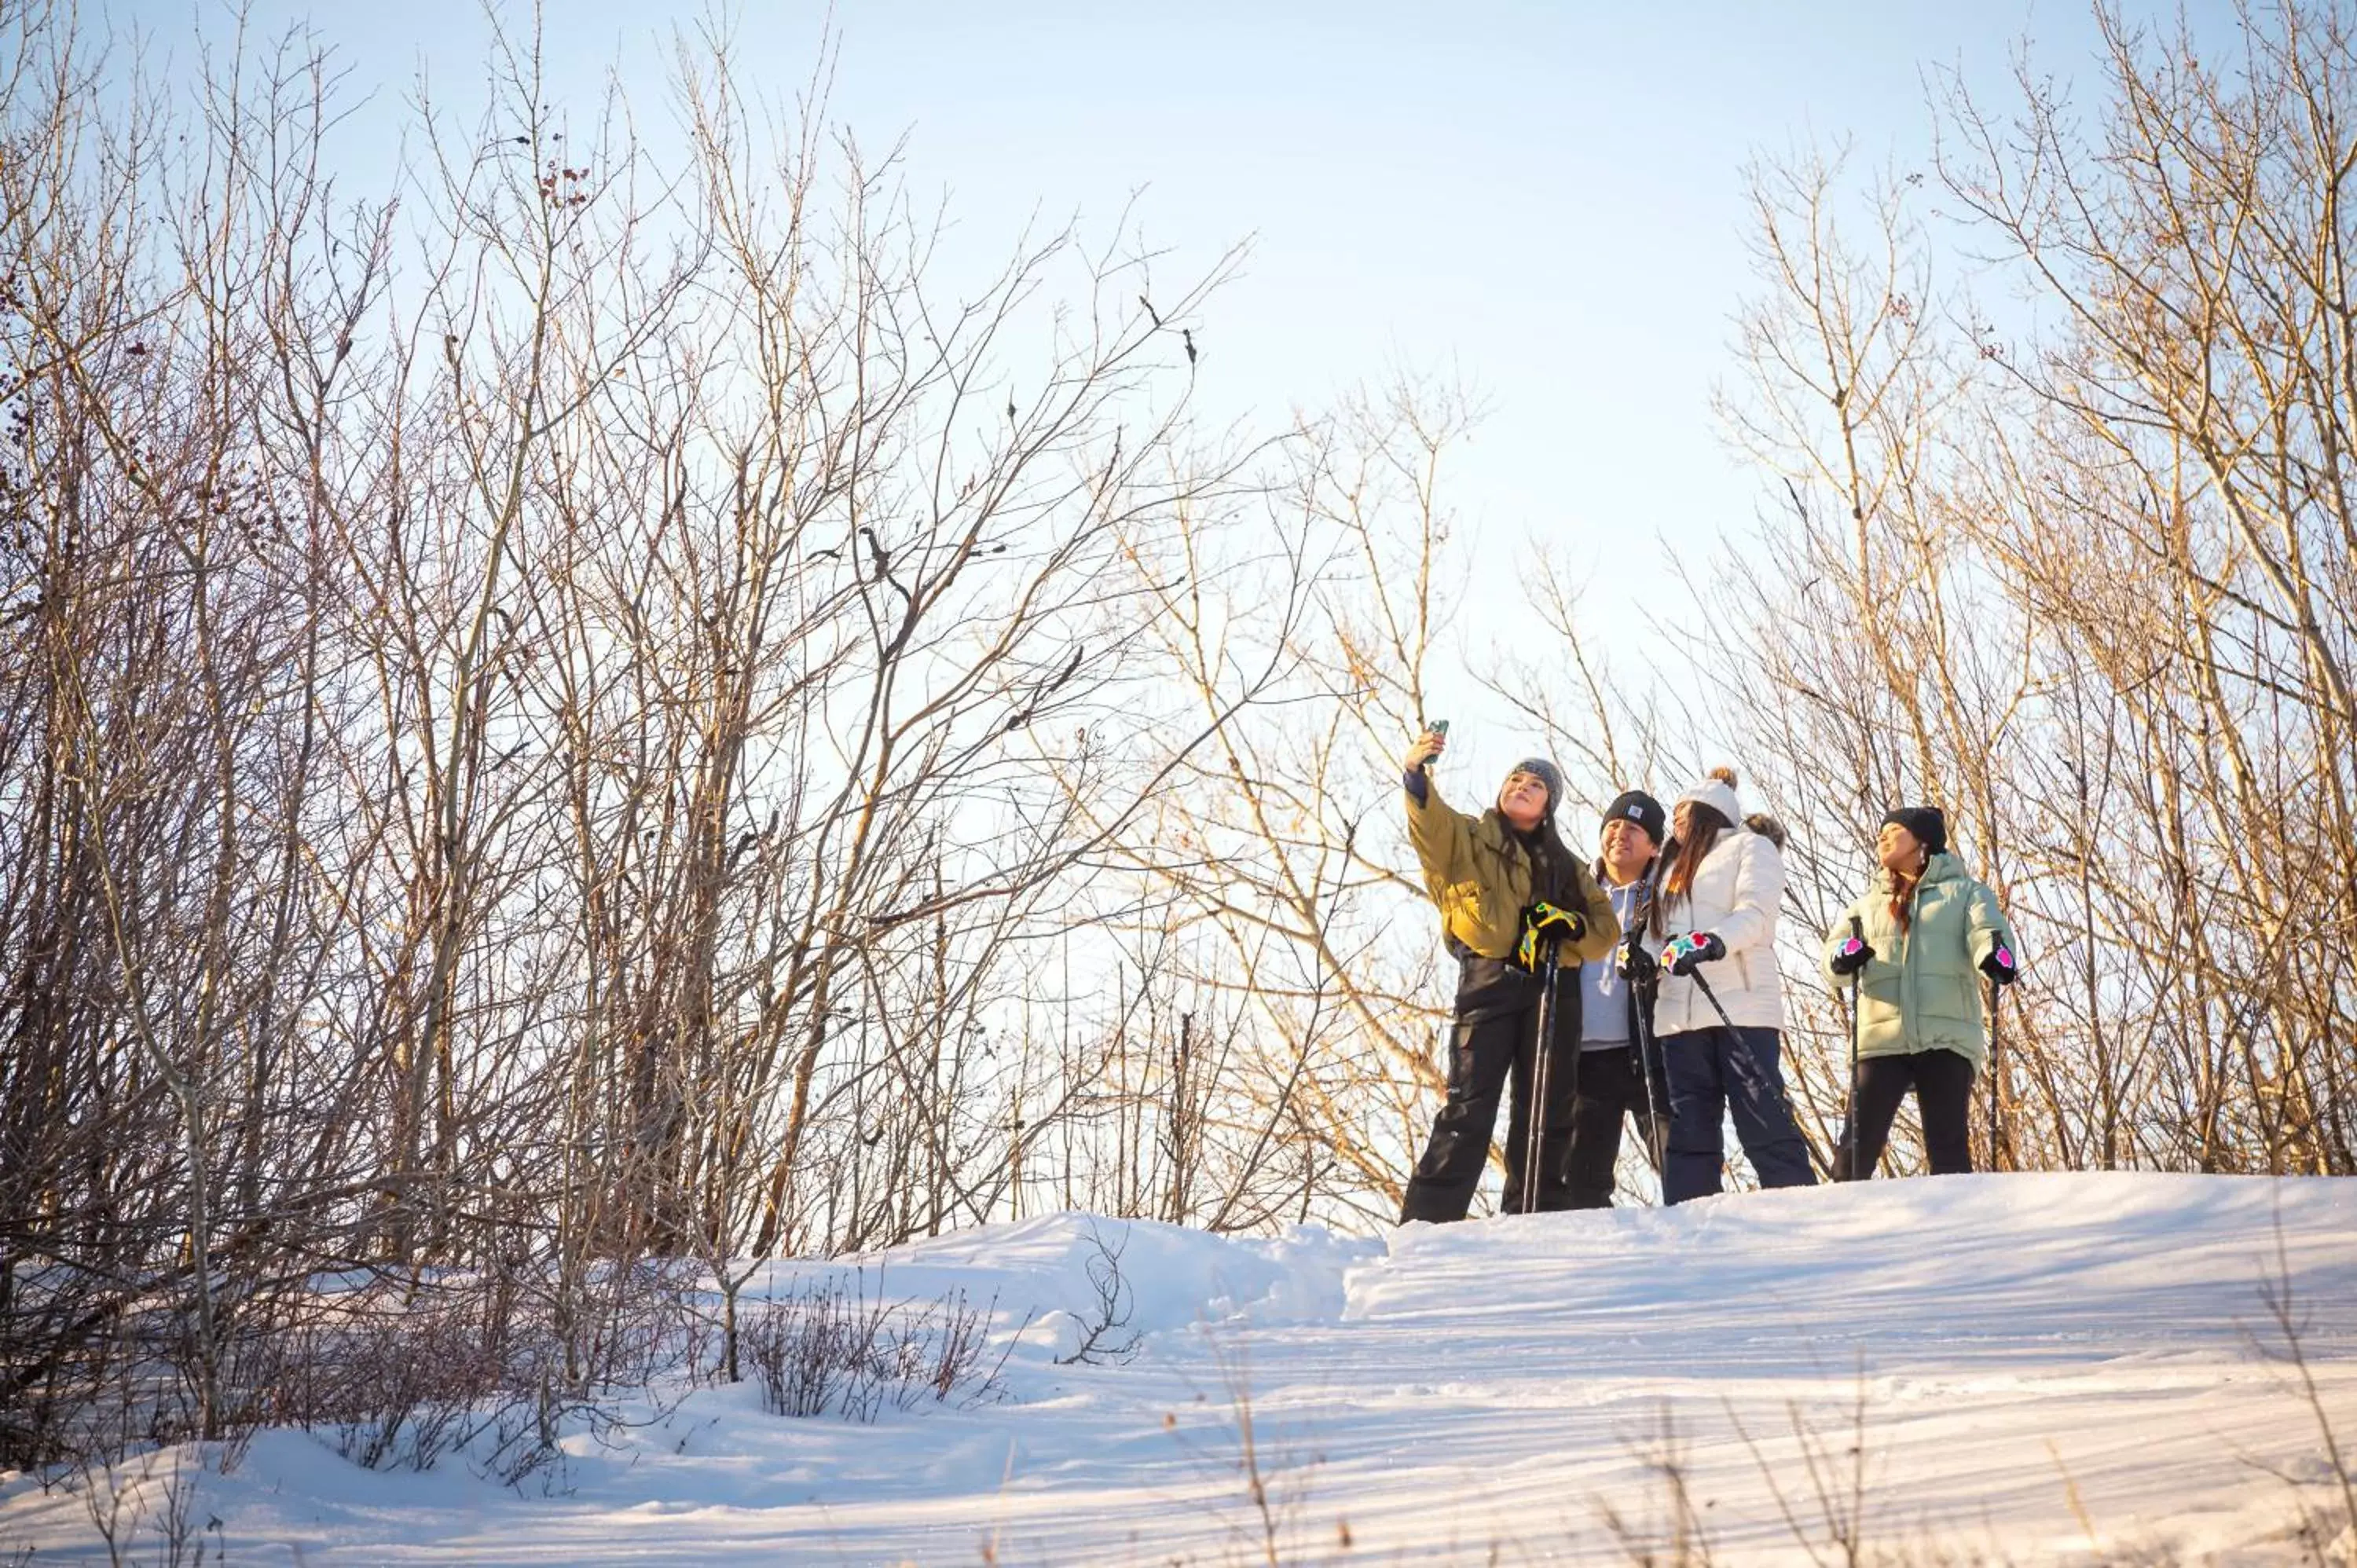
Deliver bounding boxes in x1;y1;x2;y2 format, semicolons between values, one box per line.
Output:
1578;871;1650;1049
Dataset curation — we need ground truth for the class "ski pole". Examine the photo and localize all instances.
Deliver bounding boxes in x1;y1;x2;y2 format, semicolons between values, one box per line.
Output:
1523;936;1563;1214
1985;972;2003;1173
1631;954;1668;1186
1844;919;1864;1181
1688;966;1738;1033
1629;878;1670;1196
1689;965;1808;1147
1563;1002;1583;1196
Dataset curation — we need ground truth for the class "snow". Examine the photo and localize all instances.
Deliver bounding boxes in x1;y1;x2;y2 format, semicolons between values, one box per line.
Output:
5;1173;2354;1564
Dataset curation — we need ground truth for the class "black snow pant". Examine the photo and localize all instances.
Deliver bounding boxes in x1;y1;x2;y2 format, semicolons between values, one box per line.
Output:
1561;1043;1669;1208
1831;1049;1977;1180
1660;1025;1818;1205
1398;999;1578;1222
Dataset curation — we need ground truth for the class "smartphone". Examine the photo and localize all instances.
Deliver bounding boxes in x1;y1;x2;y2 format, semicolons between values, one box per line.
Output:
1420;717;1448;771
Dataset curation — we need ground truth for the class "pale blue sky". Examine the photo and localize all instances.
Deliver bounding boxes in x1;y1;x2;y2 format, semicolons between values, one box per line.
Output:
126;0;2241;784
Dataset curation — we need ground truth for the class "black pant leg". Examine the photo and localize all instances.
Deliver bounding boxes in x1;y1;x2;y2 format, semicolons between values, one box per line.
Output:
1498;998;1580;1213
1530;1017;1586;1211
1400;1011;1523;1223
1835;1054;1915;1181
1912;1049;1978;1174
1562;1046;1640;1208
1499;1013;1536;1214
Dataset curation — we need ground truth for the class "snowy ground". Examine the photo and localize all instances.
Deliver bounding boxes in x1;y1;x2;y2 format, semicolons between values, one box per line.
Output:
5;1173;2355;1565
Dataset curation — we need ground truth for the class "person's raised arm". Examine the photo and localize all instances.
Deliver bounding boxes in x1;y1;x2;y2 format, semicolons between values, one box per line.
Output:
1401;725;1446;805
1401;727;1475;888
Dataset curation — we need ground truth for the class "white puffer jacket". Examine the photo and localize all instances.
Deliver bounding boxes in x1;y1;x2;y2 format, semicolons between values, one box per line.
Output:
1645;826;1786;1035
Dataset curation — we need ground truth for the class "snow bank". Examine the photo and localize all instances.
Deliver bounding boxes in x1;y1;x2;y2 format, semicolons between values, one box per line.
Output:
2;1173;2350;1564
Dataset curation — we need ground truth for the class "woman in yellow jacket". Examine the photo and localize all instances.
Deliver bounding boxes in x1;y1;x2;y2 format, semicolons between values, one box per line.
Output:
1398;725;1618;1221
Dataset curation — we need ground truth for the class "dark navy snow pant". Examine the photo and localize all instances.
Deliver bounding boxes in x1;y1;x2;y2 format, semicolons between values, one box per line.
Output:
1659;1024;1818;1204
1831;1049;1977;1180
1399;1002;1578;1222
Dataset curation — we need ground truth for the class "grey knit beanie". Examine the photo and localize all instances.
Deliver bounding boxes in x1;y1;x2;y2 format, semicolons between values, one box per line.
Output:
1504;757;1564;818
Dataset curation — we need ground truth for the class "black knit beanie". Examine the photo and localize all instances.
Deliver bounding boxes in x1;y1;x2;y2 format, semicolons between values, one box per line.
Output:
1880;806;1948;855
1601;789;1666;848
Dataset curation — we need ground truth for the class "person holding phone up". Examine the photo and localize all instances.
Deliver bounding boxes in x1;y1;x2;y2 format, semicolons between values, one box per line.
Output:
1396;723;1618;1221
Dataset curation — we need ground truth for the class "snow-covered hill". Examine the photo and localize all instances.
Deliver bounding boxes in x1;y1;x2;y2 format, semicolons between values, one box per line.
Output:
5;1173;2353;1564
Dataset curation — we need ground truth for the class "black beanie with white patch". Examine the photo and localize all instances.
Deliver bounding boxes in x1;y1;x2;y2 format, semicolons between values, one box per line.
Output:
1600;789;1666;847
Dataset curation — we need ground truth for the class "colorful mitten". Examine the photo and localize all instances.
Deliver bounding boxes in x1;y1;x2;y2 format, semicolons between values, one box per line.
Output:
1662;931;1725;976
1830;934;1875;976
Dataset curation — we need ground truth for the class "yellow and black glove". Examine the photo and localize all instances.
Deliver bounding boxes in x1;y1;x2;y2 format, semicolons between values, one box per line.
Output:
1516;900;1585;971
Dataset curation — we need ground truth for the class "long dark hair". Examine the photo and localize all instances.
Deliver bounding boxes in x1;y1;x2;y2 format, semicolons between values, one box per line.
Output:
1525;816;1582;907
1495;809;1580;907
1648;768;1739;939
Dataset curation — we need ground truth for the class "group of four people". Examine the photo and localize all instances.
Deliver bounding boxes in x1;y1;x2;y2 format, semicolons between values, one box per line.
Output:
1395;725;2020;1219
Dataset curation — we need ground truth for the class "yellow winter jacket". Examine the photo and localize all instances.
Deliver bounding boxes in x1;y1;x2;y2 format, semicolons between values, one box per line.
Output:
1404;778;1618;967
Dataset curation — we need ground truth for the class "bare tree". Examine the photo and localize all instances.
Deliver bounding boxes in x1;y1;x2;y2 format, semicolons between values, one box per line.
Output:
0;1;1307;1460
1701;2;2357;1180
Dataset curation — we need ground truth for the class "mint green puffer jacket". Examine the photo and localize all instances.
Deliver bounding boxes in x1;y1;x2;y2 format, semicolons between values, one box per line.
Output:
1820;852;2018;1067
